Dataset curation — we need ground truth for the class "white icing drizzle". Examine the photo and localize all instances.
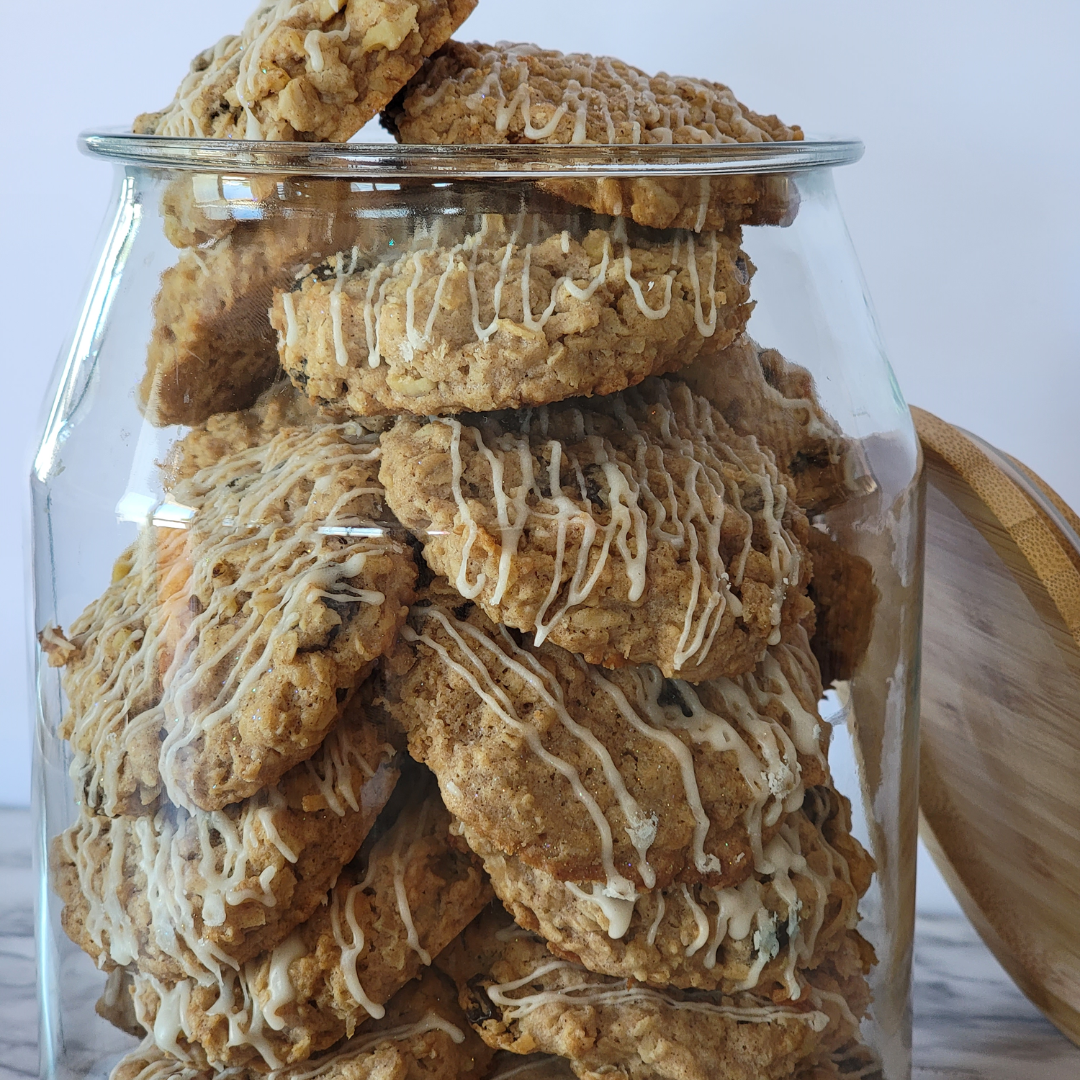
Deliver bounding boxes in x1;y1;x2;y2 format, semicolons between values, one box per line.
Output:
327;792;447;1022
331;247;360;366
495;922;538;942
612;217;674;320
402;611;641;900
263;933;306;1030
156;32;245;137
558;800;845;995
116;1007;464;1080
62;717;391;986
329;876;385;1021
410;600;826;894
703;877;757;969
138;963;284;1068
680;883;711;957
566;882;637;939
391;795;435;966
281;292;299;349
645;892;666;946
416;43;781;148
485;956;828;1030
313;213;725;374
426;379;799;676
694;176;711;232
128;790;460;1068
62;426;389;816
304;22;350;73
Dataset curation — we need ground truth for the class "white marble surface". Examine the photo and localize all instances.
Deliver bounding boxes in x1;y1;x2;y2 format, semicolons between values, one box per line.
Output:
1;809;1077;1080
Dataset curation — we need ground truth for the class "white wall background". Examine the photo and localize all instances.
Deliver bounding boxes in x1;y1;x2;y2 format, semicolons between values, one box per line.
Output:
1;0;1077;805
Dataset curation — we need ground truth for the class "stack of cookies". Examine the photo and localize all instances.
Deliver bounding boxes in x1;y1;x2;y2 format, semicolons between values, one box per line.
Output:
41;3;881;1079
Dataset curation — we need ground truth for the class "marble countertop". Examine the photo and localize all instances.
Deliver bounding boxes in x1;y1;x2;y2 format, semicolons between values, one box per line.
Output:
1;809;1077;1080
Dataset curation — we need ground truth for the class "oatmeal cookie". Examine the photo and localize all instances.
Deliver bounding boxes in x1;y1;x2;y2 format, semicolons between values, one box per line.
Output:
141;205;371;428
161;380;394;488
130;787;492;1069
438;906;830;1080
271;213;753;418
472;786;873;996
380;583;830;893
157;173;282;250
53;705;399;982
110;968;493;1080
384;41;802;232
134;0;477;142
160;380;330;486
806;528;878;687
675;338;856;513
379;377;812;681
49;424;414;816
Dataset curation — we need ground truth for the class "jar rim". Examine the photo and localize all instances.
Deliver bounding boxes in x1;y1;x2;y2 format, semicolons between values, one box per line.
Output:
79;129;863;179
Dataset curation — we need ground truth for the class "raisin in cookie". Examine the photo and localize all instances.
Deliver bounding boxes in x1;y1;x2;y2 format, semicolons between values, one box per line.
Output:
380;378;812;682
109;968;492;1080
470;786;873;997
271;213;753;417
134;0;477;142
380;583;830;894
54;702;399;982
384;41;802;232
130;786;491;1069
47;424;414;816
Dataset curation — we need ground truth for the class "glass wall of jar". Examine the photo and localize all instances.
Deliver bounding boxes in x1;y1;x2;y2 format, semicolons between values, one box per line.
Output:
31;137;921;1080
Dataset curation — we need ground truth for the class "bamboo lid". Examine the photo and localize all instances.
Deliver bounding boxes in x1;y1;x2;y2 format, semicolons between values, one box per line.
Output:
914;406;1080;1047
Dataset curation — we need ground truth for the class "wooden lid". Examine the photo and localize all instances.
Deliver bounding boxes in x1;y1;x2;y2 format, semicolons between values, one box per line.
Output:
914;405;1080;1047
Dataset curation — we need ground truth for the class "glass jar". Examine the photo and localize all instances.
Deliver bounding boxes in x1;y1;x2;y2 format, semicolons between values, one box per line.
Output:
31;134;922;1080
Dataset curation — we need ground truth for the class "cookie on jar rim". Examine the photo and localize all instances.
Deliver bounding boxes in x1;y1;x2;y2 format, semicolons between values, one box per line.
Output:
41;423;415;817
468;784;874;997
437;904;838;1080
383;40;803;232
379;376;812;683
270;212;754;418
53;699;400;984
134;0;478;142
130;782;492;1070
378;580;830;895
108;967;493;1080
